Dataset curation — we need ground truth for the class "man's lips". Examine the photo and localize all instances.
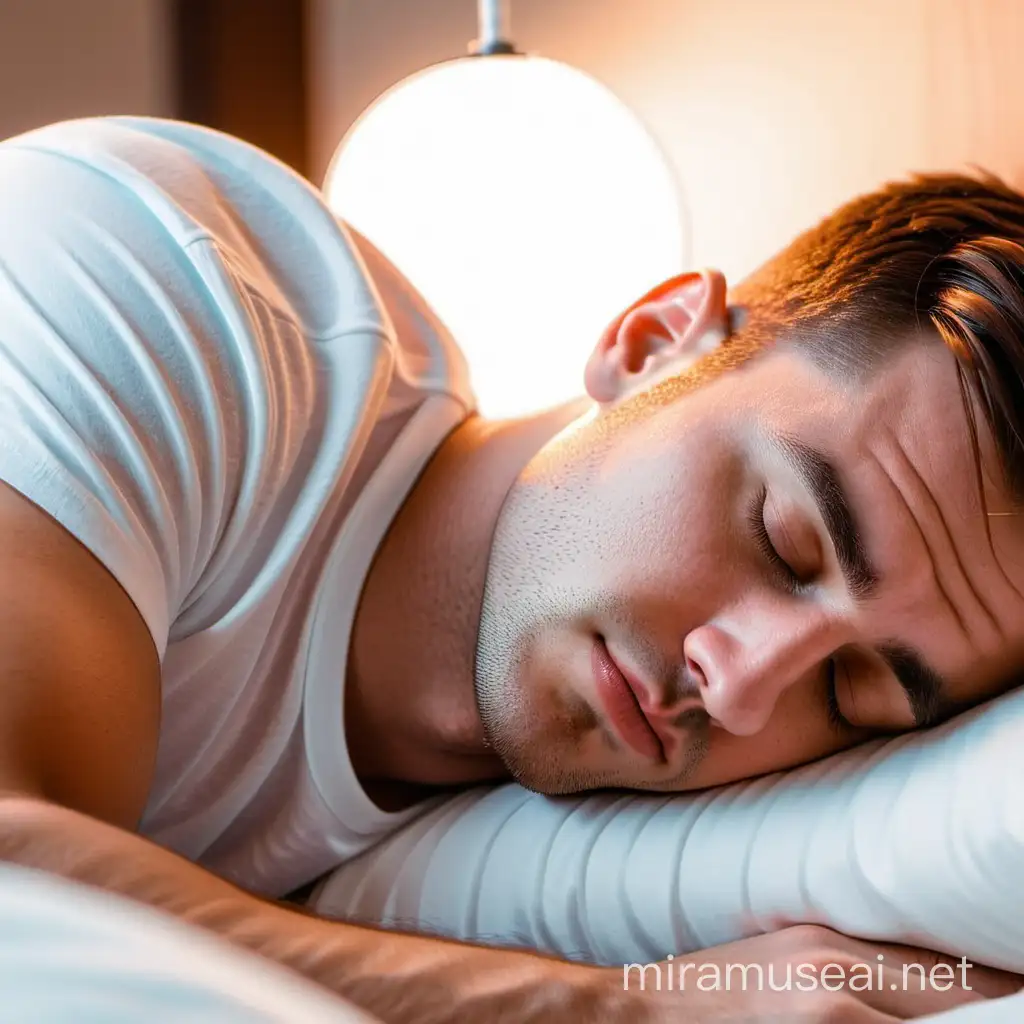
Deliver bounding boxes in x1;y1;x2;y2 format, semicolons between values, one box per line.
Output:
591;636;665;763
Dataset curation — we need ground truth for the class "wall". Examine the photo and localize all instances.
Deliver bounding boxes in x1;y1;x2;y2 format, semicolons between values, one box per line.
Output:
308;0;1024;282
0;0;174;141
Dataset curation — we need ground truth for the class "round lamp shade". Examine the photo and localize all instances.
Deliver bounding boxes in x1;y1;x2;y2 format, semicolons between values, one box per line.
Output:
324;54;687;419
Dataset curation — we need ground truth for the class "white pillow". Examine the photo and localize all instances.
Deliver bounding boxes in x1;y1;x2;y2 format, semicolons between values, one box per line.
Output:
310;686;1024;972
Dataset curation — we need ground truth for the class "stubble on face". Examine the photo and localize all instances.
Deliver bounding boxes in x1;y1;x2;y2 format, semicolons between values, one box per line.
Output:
471;342;745;796
474;505;714;796
474;574;597;794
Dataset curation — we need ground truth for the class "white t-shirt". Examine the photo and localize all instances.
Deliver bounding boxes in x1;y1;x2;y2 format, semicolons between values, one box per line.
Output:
0;117;475;898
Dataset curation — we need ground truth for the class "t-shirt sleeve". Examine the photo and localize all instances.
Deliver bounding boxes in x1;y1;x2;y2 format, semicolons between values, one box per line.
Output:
0;143;242;659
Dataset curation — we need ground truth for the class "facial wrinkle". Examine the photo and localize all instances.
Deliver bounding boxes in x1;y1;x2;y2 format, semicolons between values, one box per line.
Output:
985;521;1024;612
884;432;999;641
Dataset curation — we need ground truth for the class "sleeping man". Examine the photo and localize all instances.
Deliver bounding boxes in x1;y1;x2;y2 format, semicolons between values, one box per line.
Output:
1;115;1023;1022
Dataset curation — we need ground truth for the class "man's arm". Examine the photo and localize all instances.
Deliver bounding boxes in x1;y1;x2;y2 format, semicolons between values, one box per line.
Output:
0;794;613;1023
0;480;623;1022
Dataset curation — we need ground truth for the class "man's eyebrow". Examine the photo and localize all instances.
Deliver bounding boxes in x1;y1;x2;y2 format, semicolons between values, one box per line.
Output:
767;431;948;728
878;642;947;728
769;432;880;599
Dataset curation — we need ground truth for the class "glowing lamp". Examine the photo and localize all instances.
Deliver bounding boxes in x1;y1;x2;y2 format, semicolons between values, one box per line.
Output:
323;1;687;418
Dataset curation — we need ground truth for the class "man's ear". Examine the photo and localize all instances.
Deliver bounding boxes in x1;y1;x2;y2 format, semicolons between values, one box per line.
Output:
583;269;731;404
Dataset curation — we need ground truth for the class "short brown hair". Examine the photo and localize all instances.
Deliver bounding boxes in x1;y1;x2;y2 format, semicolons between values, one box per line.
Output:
698;172;1024;506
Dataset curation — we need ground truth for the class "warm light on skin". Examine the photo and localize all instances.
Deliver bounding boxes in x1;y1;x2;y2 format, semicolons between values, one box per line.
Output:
324;54;686;419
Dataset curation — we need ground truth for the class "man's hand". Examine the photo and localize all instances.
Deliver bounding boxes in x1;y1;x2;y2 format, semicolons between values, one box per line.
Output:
593;924;1022;1022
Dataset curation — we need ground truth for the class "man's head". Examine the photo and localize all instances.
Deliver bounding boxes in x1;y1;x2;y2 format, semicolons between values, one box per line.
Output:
474;171;1024;795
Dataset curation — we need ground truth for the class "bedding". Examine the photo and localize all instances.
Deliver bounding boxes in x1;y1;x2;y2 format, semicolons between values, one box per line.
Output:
310;685;1024;975
920;993;1024;1022
0;863;377;1022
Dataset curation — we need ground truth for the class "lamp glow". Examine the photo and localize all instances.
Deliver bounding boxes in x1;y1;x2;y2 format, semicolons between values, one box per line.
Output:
324;53;686;418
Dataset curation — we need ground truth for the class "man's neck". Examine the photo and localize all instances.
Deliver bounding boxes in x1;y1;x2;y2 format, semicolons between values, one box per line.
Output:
344;396;591;800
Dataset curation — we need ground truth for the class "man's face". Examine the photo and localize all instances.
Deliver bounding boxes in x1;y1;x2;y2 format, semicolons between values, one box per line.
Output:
474;313;1024;795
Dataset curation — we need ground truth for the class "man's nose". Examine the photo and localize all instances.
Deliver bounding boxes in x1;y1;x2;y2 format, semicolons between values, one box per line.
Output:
682;602;843;736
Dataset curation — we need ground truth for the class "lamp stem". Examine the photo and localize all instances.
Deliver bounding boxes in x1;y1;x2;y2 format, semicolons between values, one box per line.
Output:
475;0;516;55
